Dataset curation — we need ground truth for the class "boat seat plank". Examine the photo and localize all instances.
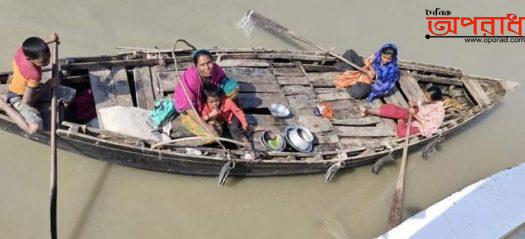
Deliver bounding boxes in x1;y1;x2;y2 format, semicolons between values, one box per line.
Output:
276;76;310;85
368;99;397;132
313;132;339;144
398;71;424;102
307;72;339;87
111;67;133;107
313;143;339;153
217;59;270;68
272;67;305;77
237;92;286;109
384;86;409;108
224;67;277;84
133;66;155;110
313;88;347;94
335;125;396;137
463;77;491;106
89;68;118;112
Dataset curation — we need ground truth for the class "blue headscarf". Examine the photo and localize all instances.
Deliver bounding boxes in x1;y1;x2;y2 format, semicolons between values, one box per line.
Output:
366;43;399;102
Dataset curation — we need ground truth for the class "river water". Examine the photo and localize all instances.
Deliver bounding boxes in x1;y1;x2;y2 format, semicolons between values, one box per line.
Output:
1;1;524;238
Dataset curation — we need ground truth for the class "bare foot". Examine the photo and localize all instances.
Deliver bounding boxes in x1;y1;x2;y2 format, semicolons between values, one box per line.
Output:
358;105;367;117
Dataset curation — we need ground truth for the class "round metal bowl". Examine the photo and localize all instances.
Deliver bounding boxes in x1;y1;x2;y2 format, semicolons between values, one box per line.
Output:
260;130;286;151
268;103;291;118
284;126;313;152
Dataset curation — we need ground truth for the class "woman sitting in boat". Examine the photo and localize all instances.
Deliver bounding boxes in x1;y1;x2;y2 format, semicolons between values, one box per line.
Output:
359;85;445;138
172;49;239;143
334;43;399;101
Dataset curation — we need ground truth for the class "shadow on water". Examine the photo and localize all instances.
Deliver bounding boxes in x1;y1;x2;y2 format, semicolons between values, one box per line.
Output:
69;163;112;239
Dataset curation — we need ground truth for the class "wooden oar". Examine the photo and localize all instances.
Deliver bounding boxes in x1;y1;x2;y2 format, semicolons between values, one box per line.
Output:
387;112;414;229
239;10;367;73
49;41;59;239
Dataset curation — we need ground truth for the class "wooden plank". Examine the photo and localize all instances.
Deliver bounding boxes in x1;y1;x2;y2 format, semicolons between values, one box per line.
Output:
111;67;133;107
314;132;339;144
246;114;285;126
238;82;281;93
335;126;396;137
237;92;286;109
340;137;390;149
276;76;310;85
413;74;463;86
302;64;336;72
295;116;333;133
286;94;317;112
307;72;339;87
272;67;304;77
157;70;178;93
318;92;351;102
89;69;117;111
150;66;162;100
384;86;409;108
133;67;155;110
463;77;491;106
282;85;315;96
314;88;347;94
398;60;463;77
368;99;397;132
224;67;277;84
398;71;424;102
332;117;381;126
333;108;360;119
313;143;339;153
217;59;270;68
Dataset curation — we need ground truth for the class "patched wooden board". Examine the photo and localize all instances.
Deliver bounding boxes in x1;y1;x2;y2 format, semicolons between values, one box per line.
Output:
89;69;117;111
133;66;155;110
237;92;287;109
463;76;491;106
276;76;310;85
224;67;277;84
217;59;270;68
111;67;133;107
335;126;396;137
295;115;332;133
398;71;424;102
307;72;339;87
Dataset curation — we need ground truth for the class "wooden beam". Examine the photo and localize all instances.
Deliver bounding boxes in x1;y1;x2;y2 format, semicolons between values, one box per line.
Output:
335;125;396;137
281;85;315;96
276;76;310;85
413;74;463;86
307;72;339;87
398;71;424;102
332;116;381;126
272;67;304;77
463;76;492;106
237;92;287;108
89;68;117;112
217;59;270;68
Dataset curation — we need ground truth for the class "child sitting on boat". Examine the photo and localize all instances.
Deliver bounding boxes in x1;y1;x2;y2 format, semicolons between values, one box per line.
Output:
201;83;252;149
359;85;445;138
0;33;60;134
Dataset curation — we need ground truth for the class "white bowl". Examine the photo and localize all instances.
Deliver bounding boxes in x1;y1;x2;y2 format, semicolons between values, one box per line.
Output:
269;103;291;118
285;126;313;152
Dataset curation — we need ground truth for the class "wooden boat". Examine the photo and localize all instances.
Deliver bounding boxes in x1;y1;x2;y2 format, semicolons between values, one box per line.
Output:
0;47;518;180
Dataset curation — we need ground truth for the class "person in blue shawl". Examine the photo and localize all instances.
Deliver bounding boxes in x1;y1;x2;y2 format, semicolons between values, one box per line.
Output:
366;43;400;102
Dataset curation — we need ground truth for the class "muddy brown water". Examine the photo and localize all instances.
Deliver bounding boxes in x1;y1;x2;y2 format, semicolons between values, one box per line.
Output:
1;1;524;238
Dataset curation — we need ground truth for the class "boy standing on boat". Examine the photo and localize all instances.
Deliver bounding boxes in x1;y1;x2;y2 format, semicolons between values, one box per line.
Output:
0;33;60;134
